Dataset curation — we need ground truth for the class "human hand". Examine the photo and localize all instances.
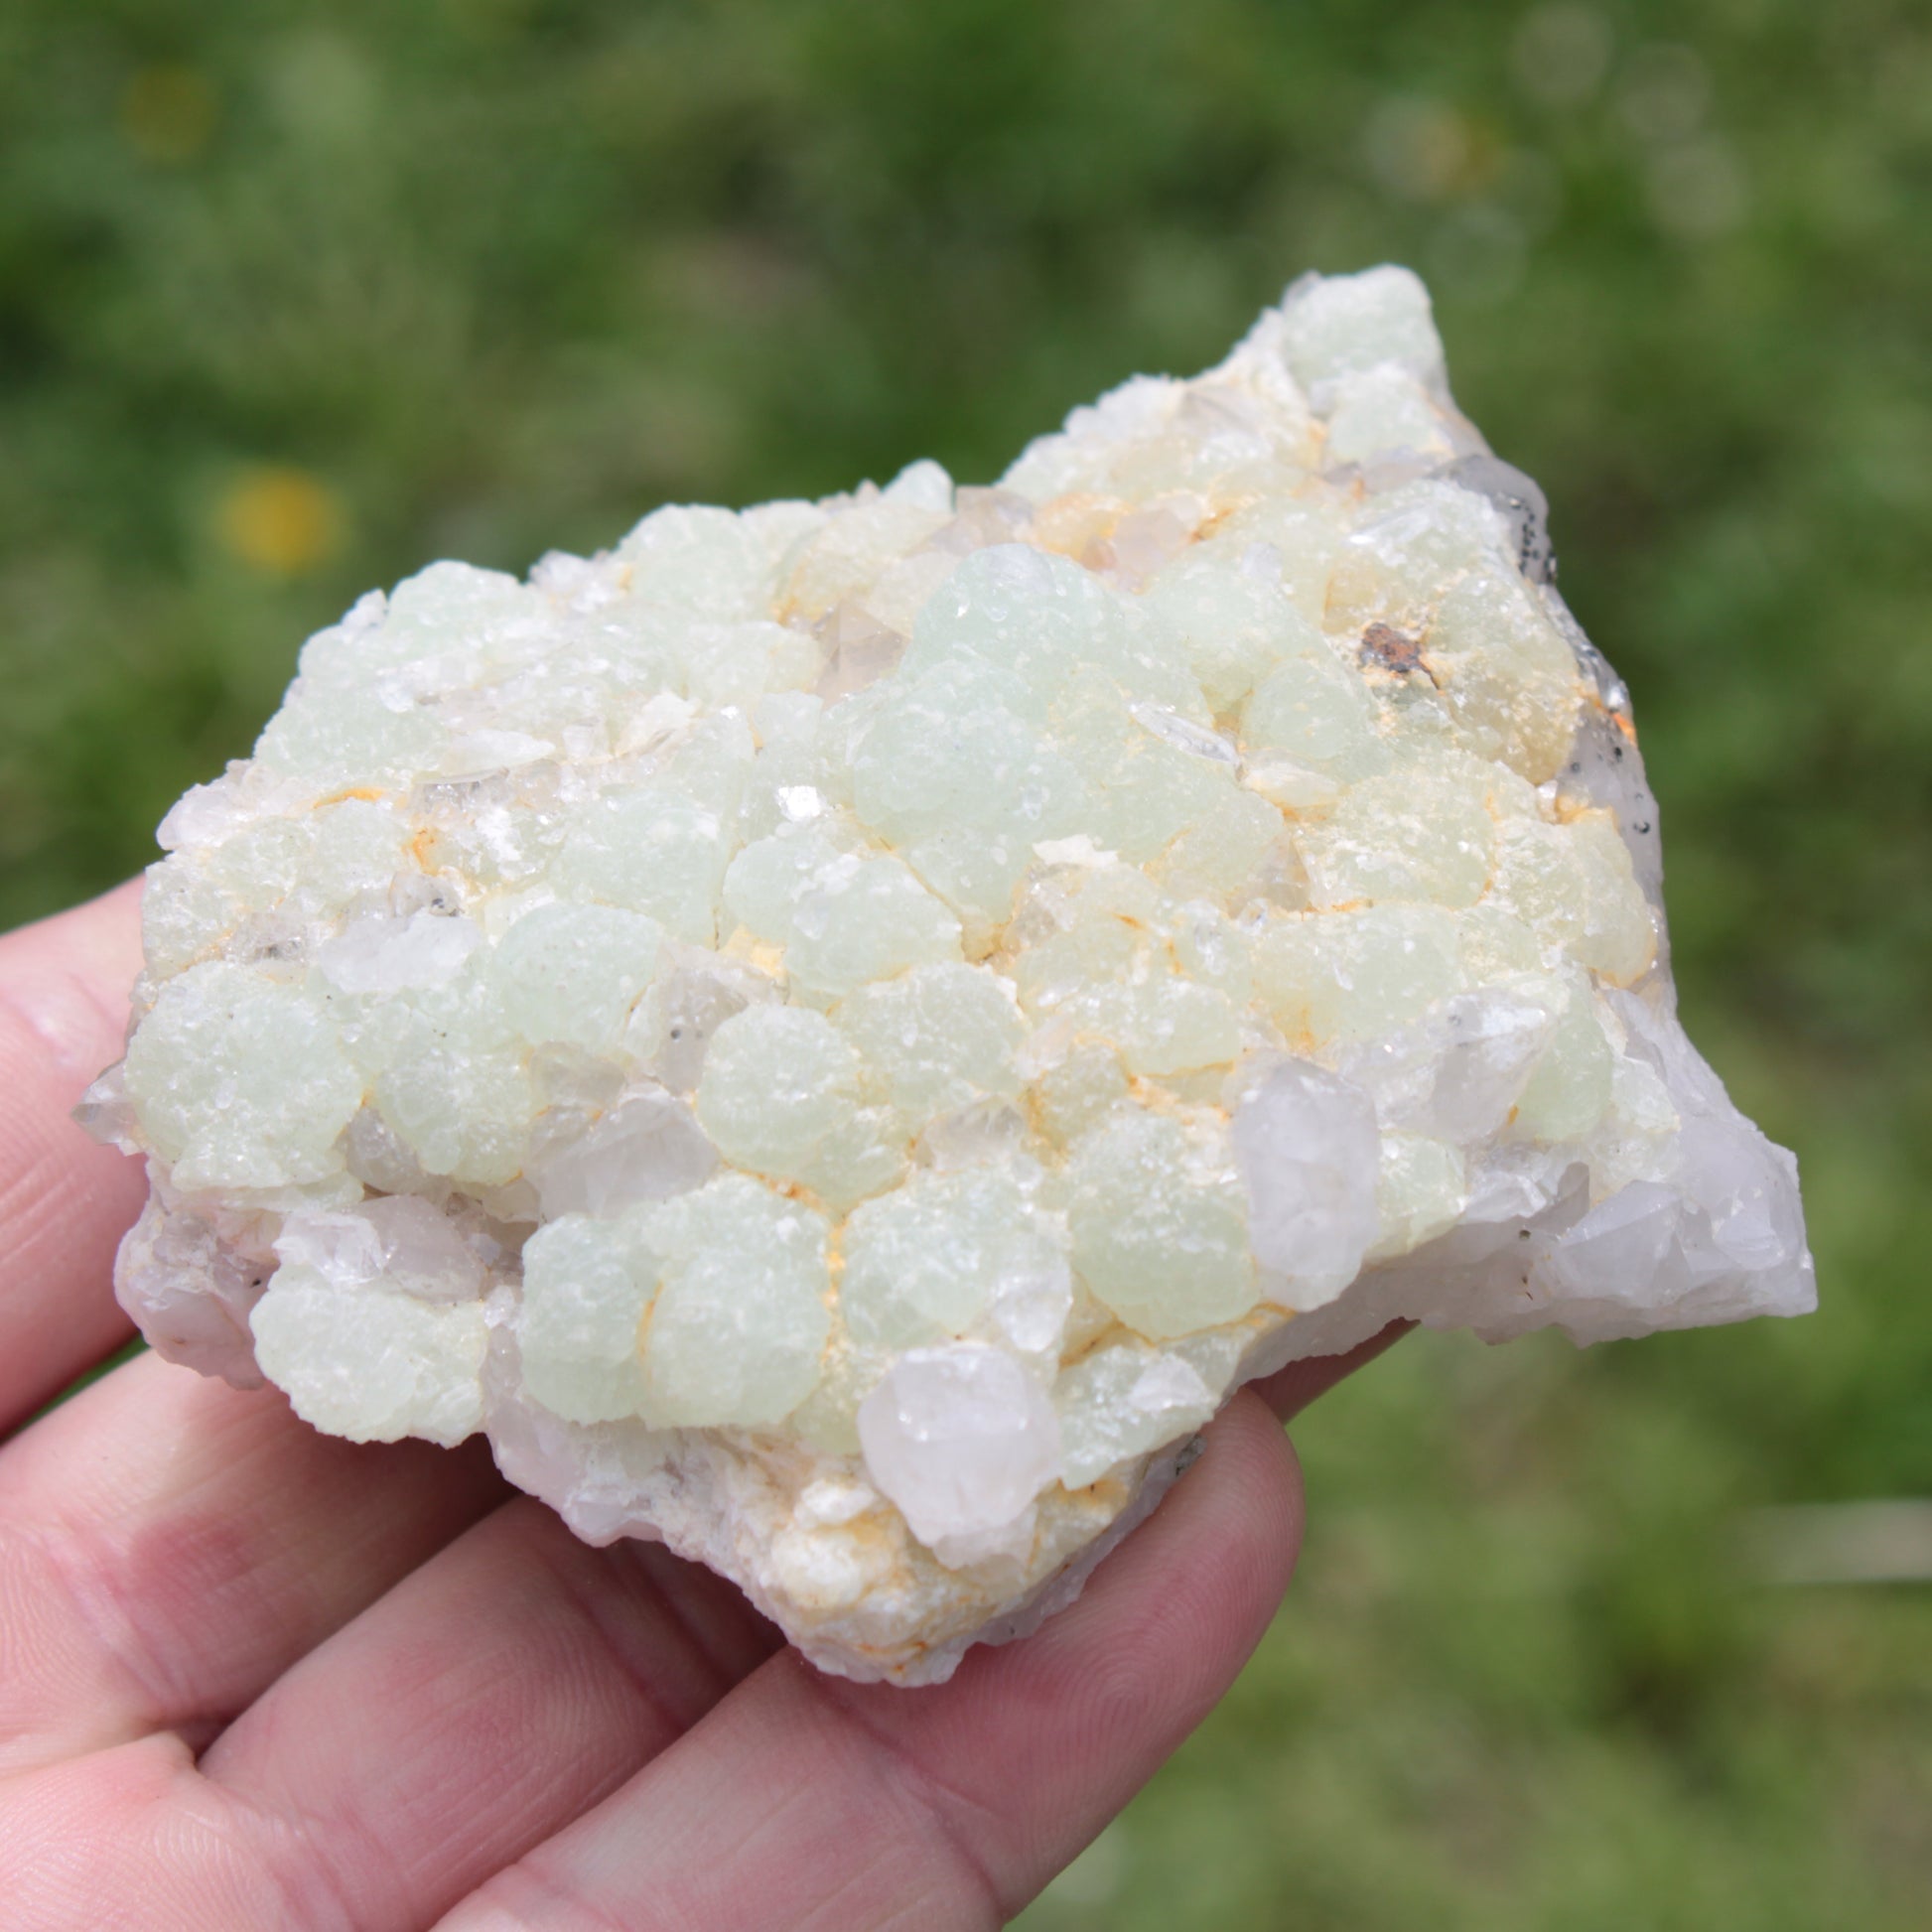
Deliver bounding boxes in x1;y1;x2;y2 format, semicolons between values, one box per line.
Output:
0;884;1402;1931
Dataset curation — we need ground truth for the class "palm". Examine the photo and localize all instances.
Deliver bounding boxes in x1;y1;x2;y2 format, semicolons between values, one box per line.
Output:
1;886;1398;1930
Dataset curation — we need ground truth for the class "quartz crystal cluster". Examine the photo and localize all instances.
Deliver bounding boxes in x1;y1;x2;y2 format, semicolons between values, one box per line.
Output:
82;267;1814;1683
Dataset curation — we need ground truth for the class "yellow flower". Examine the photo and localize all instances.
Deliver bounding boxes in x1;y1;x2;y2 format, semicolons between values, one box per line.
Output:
215;468;345;577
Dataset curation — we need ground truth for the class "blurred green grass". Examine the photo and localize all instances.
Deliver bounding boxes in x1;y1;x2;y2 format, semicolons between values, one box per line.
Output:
3;1;1927;1924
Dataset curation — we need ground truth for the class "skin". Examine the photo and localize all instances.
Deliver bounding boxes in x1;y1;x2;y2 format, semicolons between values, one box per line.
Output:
0;883;1405;1931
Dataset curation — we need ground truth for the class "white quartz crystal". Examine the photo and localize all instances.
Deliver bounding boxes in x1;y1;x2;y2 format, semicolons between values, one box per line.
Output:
86;265;1814;1684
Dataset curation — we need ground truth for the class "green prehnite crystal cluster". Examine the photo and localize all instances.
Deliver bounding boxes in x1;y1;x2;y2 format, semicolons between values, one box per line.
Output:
81;267;1813;1682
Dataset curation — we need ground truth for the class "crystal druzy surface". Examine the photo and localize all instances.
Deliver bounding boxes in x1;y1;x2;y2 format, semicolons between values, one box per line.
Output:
82;267;1814;1683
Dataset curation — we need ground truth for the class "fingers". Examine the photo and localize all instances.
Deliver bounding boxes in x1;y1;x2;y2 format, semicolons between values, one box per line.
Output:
436;1391;1302;1932
192;1499;781;1929
3;1317;1369;1925
0;1516;776;1931
0;882;147;1433
0;1351;508;1775
1249;1317;1414;1423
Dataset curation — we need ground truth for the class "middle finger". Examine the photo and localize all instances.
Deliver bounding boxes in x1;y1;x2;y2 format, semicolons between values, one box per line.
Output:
197;1498;779;1929
0;1351;506;1775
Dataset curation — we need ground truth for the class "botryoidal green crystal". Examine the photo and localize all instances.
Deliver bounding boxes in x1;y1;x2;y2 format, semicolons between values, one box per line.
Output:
81;267;1813;1683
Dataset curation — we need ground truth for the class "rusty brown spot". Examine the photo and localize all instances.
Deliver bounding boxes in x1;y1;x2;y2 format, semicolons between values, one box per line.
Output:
1358;621;1438;685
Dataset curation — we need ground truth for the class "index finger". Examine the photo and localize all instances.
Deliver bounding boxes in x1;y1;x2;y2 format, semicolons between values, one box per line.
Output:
0;881;146;1433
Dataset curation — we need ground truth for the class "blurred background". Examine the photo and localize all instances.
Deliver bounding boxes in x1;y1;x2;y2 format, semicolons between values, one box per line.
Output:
3;0;1928;1923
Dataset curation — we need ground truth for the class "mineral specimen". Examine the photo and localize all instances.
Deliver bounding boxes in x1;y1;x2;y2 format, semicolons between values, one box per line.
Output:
81;265;1814;1684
